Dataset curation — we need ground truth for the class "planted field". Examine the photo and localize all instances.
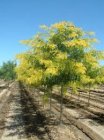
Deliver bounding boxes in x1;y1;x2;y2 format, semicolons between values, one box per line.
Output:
0;81;104;140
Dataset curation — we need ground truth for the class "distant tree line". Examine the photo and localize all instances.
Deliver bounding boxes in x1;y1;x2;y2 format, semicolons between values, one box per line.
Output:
0;61;17;80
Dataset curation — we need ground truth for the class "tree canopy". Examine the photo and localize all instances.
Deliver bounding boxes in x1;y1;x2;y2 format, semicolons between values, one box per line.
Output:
16;21;104;88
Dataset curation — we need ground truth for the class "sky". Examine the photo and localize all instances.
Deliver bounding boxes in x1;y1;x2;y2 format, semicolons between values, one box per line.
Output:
0;0;104;66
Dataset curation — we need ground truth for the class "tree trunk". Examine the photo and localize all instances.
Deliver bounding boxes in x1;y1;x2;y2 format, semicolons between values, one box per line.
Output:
71;91;72;98
60;85;64;124
88;85;91;106
42;91;45;109
49;87;52;113
69;87;72;98
78;91;80;102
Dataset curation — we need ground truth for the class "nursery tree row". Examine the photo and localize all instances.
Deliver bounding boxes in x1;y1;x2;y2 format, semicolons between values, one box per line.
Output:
15;21;104;122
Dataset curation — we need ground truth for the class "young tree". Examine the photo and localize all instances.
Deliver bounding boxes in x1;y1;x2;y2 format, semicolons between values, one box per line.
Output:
16;21;104;123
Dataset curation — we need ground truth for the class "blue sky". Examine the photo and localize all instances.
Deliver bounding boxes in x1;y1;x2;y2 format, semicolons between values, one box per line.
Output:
0;0;104;65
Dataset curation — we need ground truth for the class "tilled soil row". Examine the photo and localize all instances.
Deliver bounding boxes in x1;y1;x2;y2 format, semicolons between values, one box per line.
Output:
20;86;52;140
21;86;79;140
0;87;14;138
52;92;104;123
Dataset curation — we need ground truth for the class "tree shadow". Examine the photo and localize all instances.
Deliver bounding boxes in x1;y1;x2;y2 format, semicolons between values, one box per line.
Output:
87;114;104;125
52;93;104;125
20;91;49;139
0;90;52;140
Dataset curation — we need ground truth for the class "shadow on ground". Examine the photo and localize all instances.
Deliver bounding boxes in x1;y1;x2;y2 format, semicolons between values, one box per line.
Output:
0;89;52;140
52;93;104;125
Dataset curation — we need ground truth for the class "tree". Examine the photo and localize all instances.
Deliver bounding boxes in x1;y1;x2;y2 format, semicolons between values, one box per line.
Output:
16;21;104;123
0;60;17;80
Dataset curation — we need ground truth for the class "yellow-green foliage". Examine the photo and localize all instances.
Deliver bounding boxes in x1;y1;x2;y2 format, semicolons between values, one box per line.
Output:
16;21;104;89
